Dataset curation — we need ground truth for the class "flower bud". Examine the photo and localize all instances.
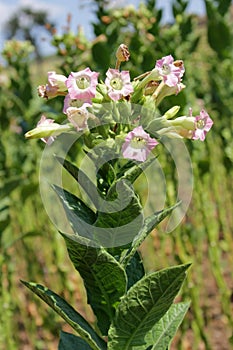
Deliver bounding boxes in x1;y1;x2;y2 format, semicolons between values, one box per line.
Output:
37;84;58;99
153;82;186;106
116;44;130;62
25;116;72;142
173;60;184;68
48;71;67;91
164;106;180;119
157;126;193;139
25;123;72;139
169;116;196;130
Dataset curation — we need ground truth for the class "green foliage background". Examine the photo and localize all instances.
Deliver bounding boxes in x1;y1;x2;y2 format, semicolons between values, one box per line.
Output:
0;0;233;349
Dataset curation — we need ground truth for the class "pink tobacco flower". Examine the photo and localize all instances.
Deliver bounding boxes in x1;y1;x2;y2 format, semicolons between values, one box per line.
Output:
192;109;213;141
47;71;67;90
66;104;90;131
38;71;67;99
156;55;184;87
122;126;159;162
63;93;92;114
105;69;134;101
66;68;99;102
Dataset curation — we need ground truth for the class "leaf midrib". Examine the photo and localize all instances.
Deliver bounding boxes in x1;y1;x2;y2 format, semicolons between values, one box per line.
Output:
150;304;189;349
121;269;186;349
71;246;125;320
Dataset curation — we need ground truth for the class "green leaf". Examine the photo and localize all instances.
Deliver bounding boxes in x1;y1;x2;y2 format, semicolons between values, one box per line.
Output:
0;203;10;233
205;0;231;58
94;180;143;247
92;42;111;71
121;202;180;268
53;185;97;239
0;176;22;199
125;251;145;290
108;264;191;350
0;218;10;233
97;162;116;195
21;281;106;350
55;156;99;208
214;0;231;16
143;302;190;350
61;233;127;335
117;157;156;184
58;331;94;350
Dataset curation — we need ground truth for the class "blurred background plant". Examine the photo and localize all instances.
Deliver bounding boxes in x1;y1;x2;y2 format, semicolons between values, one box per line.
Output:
0;0;232;349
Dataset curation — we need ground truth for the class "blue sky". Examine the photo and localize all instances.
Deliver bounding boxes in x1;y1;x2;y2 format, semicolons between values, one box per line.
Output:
0;0;206;57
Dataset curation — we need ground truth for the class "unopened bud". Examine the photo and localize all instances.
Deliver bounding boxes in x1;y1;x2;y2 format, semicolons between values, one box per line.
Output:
116;44;130;63
157;126;193;139
47;71;67;91
164;106;180;119
169;116;196;130
25;122;72;140
37;84;67;99
173;60;184;68
37;84;56;99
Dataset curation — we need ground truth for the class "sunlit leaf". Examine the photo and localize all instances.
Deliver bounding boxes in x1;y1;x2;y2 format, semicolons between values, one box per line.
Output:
143;302;190;350
21;281;106;350
53;185;96;238
121;202;180;268
55;156;99;208
61;233;127;335
94;180;143;247
108;264;190;349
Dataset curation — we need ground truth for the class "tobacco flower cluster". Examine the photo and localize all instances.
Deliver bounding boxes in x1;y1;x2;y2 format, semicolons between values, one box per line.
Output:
25;44;213;162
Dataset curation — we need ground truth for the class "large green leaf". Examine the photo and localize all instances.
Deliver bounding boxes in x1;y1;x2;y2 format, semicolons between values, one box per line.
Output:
21;281;106;350
53;185;96;239
55;156;99;208
108;264;190;350
61;233;127;335
94;180;143;247
141;302;190;350
58;331;94;350
121;202;180;268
